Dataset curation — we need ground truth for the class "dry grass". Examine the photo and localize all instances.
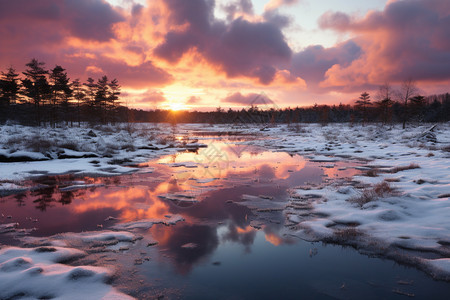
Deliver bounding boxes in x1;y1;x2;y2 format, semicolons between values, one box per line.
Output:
24;135;54;153
348;181;396;207
373;181;395;196
384;178;400;183
388;163;420;173
334;228;360;239
363;168;379;177
58;141;79;151
5;136;23;147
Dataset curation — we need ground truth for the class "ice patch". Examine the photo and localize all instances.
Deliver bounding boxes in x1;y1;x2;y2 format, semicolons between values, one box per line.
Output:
237;194;286;211
112;215;185;230
158;193;199;203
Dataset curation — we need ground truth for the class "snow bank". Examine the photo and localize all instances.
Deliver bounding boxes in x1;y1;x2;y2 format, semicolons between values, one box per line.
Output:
261;123;450;280
0;246;134;300
0;123;210;183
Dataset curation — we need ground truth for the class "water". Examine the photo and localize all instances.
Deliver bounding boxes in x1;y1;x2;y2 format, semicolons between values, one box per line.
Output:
0;138;449;299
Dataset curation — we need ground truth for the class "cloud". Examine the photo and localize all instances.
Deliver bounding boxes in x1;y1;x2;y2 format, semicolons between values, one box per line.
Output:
153;0;292;84
86;65;104;74
317;0;450;88
264;0;299;12
123;89;168;108
100;60;173;88
262;9;292;28
222;92;275;106
290;40;362;90
186;96;201;104
222;0;254;21
0;0;173;89
0;0;124;43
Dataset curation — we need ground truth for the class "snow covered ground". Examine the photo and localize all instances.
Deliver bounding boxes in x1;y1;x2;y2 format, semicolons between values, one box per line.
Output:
241;122;450;280
0;235;136;299
0;123;210;193
1;121;450;298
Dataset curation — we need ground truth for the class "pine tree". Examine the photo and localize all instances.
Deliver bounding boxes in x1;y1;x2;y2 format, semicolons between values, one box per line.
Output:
22;59;50;126
0;67;21;106
107;78;121;124
409;95;426;123
49;65;72;126
72;79;85;127
95;76;109;124
83;77;97;124
355;92;371;125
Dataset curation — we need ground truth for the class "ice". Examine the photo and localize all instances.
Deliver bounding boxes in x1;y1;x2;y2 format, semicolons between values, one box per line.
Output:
237;194;286;211
69;231;136;243
112;215;185;230
0;223;20;234
0;246;134;299
424;258;450;281
158;193;199;203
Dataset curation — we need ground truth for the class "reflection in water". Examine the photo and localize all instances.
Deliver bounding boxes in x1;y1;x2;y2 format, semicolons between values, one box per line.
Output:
222;223;257;253
1;139;449;298
0;142;330;257
155;224;219;275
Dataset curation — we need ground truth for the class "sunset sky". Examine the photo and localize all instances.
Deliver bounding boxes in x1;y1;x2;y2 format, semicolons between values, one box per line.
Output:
1;0;449;111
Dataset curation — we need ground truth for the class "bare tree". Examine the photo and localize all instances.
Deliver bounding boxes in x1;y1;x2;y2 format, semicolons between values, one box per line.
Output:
399;79;418;129
375;83;394;124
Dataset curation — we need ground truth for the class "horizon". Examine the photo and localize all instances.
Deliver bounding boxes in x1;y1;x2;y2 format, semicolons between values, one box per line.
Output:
1;0;449;111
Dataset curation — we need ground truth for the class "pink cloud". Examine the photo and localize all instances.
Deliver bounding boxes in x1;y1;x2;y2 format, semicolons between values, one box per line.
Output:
317;0;450;89
153;0;292;85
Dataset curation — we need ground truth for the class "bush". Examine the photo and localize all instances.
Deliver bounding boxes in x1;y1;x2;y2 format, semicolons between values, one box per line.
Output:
348;180;396;207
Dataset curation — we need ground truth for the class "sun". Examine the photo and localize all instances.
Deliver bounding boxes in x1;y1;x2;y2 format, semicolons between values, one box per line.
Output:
167;102;187;111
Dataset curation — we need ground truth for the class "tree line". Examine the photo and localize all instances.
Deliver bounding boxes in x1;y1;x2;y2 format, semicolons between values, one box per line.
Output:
0;58;121;126
127;91;449;126
1;60;449;126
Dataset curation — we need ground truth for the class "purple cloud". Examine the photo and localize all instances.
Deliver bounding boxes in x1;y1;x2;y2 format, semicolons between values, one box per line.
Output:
318;0;450;85
222;92;275;106
154;0;292;84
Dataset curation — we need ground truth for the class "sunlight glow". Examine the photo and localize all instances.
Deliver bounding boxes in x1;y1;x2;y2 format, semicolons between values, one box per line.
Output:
167;102;188;111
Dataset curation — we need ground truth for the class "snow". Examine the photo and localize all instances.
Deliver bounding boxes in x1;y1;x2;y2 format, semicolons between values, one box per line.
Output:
0;123;208;186
1;121;450;283
158;192;199;203
248;122;450;280
0;246;133;300
112;215;185;230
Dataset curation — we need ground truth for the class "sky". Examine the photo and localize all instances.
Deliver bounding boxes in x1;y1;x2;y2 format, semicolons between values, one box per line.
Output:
0;0;449;111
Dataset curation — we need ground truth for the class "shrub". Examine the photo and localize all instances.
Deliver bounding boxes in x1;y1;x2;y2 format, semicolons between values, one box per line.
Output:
348;180;396;207
24;135;53;153
364;168;379;177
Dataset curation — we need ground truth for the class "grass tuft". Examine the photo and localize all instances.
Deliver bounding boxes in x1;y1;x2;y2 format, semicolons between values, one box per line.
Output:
348;180;396;207
388;163;420;173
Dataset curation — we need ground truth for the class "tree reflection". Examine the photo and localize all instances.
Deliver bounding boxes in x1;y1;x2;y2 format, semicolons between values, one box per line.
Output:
32;186;56;211
59;191;75;205
14;192;26;207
